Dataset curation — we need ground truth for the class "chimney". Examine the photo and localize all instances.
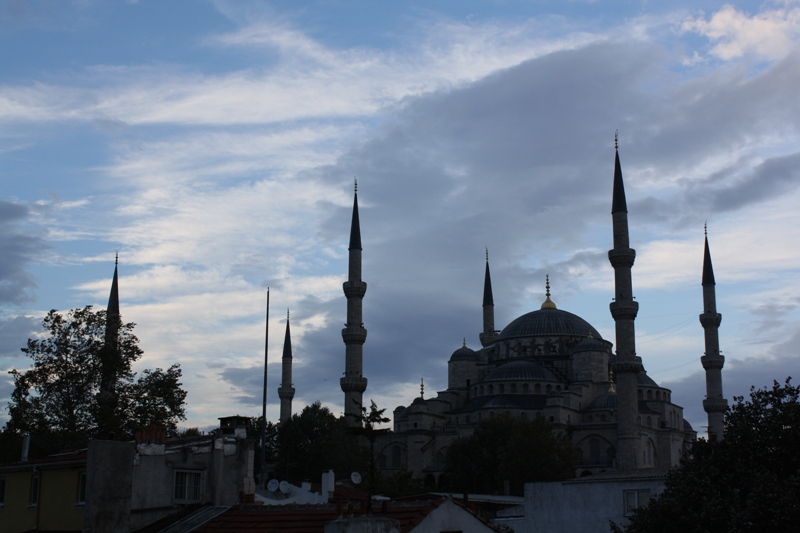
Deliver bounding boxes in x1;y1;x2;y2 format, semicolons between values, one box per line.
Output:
21;432;30;462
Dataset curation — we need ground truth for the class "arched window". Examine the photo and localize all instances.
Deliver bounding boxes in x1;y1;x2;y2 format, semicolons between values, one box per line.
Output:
392;446;402;469
378;454;387;469
521;412;528;420
556;385;562;391
656;391;661;400
638;389;643;399
480;385;484;396
523;383;530;393
511;383;517;393
488;385;494;394
646;416;652;428
546;384;552;393
499;384;505;394
647;390;653;400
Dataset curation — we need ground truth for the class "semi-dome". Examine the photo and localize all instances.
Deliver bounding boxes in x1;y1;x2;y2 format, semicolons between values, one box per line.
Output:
497;308;602;341
637;371;659;387
449;341;478;362
482;360;559;382
573;336;609;354
586;392;617;411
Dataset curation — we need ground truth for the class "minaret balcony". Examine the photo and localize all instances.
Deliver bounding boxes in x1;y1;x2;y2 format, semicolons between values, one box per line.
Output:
699;312;722;328
340;376;368;393
703;397;729;413
611;357;643;374
609;300;639;320
608;248;636;268
343;281;367;298
277;386;295;399
701;354;725;370
342;326;367;344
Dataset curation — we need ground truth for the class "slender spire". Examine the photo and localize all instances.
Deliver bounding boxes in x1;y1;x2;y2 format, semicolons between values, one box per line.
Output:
107;254;120;321
541;274;557;309
612;134;628;214
700;229;727;440
420;378;425;399
480;248;496;346
98;256;122;439
483;248;494;307
342;184;368;425
278;307;295;424
349;180;362;251
703;225;716;286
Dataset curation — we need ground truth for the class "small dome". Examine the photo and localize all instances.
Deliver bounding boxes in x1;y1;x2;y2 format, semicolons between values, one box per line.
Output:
411;396;426;406
683;418;694;432
497;308;602;341
637;372;659;387
573;336;608;354
482;360;559;383
586;393;617;412
450;342;478;362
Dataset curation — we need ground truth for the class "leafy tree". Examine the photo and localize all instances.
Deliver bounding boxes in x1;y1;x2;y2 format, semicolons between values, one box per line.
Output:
615;378;800;533
444;413;576;496
275;402;368;484
350;400;391;505
4;306;187;454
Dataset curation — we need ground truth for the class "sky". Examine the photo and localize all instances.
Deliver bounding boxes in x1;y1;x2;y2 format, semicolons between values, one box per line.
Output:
2;0;800;437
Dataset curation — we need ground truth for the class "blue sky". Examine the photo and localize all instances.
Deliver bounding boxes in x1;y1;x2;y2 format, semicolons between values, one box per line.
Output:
2;0;800;436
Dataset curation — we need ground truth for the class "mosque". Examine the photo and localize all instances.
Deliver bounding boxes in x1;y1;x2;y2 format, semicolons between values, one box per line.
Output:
323;141;728;486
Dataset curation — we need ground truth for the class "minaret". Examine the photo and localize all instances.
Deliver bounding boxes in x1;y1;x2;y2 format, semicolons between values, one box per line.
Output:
608;136;643;469
480;248;496;347
98;254;121;439
700;227;727;440
278;310;295;424
341;180;368;424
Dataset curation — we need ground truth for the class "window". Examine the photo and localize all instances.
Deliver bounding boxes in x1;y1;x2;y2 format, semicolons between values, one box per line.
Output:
29;475;39;506
174;470;203;502
76;472;87;504
623;489;651;515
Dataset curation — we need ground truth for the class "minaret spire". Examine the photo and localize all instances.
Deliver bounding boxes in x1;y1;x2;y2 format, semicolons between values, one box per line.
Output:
700;228;727;440
480;247;496;347
278;309;295;424
608;138;643;469
341;183;368;424
98;255;122;439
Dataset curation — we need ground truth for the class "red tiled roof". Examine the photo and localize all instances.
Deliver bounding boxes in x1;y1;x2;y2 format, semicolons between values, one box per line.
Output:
193;497;475;533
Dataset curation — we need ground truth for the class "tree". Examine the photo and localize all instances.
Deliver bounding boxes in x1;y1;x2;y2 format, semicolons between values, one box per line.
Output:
350;400;391;506
275;402;368;484
444;413;576;496
4;306;187;454
615;378;800;532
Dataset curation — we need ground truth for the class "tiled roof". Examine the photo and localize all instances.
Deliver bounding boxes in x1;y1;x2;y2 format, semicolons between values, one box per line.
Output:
192;496;498;533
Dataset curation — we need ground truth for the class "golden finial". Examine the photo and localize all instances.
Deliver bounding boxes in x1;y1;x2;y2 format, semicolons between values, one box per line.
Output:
615;130;619;151
541;274;557;309
463;338;467;348
420;378;424;399
354;177;358;193
609;368;616;393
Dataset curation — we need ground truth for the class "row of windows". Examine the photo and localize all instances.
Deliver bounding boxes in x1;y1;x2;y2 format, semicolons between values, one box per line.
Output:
471;382;562;397
638;389;670;402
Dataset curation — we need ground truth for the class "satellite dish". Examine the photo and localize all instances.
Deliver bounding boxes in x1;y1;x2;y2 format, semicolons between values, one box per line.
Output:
279;480;291;494
351;471;362;485
267;479;279;492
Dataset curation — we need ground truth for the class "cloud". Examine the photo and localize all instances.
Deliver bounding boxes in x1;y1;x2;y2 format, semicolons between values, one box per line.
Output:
682;3;800;61
0;201;47;305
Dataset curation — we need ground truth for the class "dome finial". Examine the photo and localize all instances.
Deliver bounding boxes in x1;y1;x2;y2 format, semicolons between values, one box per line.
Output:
462;338;466;348
420;378;424;399
541;274;557;309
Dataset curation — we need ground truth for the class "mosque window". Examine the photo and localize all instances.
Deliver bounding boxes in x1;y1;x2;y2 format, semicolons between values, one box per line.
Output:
638;389;643;399
646;416;652;428
535;384;541;393
523;383;530;393
480;386;484;396
511;383;517;393
499;384;505;393
647;390;653;400
546;384;552;393
488;385;494;394
656;391;661;400
556;385;562;391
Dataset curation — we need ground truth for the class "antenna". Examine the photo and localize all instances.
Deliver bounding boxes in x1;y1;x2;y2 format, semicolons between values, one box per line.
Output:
350;471;362;485
279;480;291;494
267;479;279;492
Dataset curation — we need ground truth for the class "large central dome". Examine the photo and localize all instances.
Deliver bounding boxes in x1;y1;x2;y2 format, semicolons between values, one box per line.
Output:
497;307;602;341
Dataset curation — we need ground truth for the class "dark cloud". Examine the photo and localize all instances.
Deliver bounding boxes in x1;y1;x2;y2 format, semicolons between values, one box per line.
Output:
710;151;800;212
0;201;47;305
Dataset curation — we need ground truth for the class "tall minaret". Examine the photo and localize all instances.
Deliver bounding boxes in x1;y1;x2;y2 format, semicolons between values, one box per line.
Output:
341;181;368;424
98;254;121;439
700;227;727;440
608;137;643;469
480;248;496;347
278;310;295;424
